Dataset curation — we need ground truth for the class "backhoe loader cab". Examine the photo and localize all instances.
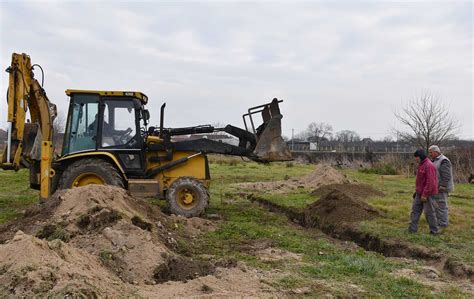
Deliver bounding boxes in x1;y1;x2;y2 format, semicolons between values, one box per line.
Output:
61;90;148;175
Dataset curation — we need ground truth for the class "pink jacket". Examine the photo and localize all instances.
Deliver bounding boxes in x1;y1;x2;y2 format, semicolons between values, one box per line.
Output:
416;158;438;198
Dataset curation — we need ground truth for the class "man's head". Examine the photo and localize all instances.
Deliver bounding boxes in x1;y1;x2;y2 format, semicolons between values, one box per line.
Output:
428;145;441;159
414;149;427;164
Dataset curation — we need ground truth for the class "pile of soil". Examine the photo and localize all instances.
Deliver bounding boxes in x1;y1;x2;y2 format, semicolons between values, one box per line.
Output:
311;183;385;200
299;164;351;188
304;190;383;228
0;185;262;297
0;231;130;297
235;164;351;193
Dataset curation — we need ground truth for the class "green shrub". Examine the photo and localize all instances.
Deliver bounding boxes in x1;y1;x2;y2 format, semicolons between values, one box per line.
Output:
359;164;398;175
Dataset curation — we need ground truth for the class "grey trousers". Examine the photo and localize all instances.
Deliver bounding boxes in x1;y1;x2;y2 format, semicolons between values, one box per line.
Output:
433;192;449;227
409;194;439;233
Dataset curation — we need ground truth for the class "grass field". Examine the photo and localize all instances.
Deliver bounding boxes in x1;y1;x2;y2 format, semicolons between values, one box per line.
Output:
0;158;473;297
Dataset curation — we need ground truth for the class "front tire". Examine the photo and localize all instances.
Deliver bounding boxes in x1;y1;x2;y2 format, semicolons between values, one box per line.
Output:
166;177;209;218
58;158;124;189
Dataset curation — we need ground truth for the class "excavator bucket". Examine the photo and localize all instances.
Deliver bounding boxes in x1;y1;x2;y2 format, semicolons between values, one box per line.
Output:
243;99;292;162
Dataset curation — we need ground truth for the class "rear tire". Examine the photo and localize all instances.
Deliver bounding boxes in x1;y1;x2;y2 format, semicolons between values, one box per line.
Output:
58;158;124;189
166;177;209;218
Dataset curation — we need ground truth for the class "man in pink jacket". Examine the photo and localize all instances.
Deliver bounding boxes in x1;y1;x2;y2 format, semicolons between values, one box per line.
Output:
409;149;439;234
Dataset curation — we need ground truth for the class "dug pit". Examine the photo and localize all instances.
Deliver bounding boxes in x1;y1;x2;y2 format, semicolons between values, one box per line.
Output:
153;256;216;283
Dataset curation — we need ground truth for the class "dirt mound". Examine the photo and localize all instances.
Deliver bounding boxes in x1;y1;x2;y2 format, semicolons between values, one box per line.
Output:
51;185;160;230
0;185;235;297
299;164;351;188
311;183;384;200
305;190;383;227
0;231;131;297
235;163;351;193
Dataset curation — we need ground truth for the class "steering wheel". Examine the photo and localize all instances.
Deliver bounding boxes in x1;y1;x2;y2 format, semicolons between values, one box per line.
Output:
120;127;133;143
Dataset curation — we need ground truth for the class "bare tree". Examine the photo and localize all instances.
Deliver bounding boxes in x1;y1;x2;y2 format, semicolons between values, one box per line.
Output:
294;130;309;141
306;122;333;142
335;130;360;143
53;113;66;134
394;91;459;152
53;112;66;150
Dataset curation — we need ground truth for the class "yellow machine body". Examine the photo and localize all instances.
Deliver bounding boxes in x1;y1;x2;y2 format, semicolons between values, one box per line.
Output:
1;53;290;216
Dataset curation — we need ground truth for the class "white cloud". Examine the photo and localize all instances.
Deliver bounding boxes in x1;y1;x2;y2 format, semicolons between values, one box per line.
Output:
0;1;472;139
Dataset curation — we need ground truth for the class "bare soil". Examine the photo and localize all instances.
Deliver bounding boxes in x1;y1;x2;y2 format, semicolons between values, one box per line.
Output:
235;163;351;193
0;185;279;297
304;189;384;227
311;183;385;200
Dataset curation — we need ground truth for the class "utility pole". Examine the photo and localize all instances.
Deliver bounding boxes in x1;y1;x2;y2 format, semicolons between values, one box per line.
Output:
291;128;294;151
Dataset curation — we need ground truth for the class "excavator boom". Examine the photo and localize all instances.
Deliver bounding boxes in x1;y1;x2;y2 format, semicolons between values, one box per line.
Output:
1;53;57;200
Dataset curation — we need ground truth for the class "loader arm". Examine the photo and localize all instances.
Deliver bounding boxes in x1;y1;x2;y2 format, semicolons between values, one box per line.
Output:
150;98;292;162
1;53;57;200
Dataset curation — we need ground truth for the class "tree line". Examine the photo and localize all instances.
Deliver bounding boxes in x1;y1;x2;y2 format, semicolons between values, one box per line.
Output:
291;91;461;151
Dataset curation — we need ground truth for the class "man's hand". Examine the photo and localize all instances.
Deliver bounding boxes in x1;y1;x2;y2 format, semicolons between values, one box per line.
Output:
421;196;428;202
439;186;447;192
412;192;417;200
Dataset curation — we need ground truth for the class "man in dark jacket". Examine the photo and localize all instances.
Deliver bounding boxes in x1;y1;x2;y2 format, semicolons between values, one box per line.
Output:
409;149;439;234
429;145;454;228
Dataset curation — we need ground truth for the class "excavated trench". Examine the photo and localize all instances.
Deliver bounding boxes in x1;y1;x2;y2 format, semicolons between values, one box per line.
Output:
153;256;216;283
248;193;473;280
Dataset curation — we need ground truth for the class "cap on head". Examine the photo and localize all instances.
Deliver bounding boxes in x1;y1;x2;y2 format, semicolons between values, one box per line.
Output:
414;149;427;161
429;145;441;153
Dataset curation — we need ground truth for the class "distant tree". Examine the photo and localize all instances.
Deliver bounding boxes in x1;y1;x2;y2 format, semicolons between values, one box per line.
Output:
53;112;66;134
393;91;459;152
305;122;333;143
52;112;66;150
335;130;360;143
294;130;309;141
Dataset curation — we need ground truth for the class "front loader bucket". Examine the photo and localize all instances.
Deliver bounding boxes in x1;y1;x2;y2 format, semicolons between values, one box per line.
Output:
244;98;292;162
254;114;292;161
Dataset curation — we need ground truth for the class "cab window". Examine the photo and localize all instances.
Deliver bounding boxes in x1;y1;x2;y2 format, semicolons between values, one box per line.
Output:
62;94;99;155
101;99;136;147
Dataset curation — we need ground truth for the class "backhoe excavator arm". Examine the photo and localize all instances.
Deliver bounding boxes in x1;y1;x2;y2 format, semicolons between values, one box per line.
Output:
1;53;57;200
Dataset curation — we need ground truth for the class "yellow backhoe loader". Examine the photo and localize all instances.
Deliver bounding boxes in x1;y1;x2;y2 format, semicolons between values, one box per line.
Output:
1;53;292;217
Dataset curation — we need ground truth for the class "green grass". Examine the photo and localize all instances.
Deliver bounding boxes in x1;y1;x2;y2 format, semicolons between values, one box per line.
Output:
344;170;474;267
197;159;472;297
0;169;38;224
1;158;472;296
258;190;315;209
232;161;473;268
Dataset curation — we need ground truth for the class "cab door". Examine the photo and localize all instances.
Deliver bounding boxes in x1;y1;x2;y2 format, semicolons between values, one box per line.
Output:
98;97;144;175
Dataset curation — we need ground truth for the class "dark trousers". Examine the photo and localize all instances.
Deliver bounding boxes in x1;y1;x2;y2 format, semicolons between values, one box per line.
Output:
409;194;439;233
433;192;449;227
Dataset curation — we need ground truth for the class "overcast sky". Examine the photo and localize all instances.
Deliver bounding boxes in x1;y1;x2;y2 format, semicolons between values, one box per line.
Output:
0;1;472;140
